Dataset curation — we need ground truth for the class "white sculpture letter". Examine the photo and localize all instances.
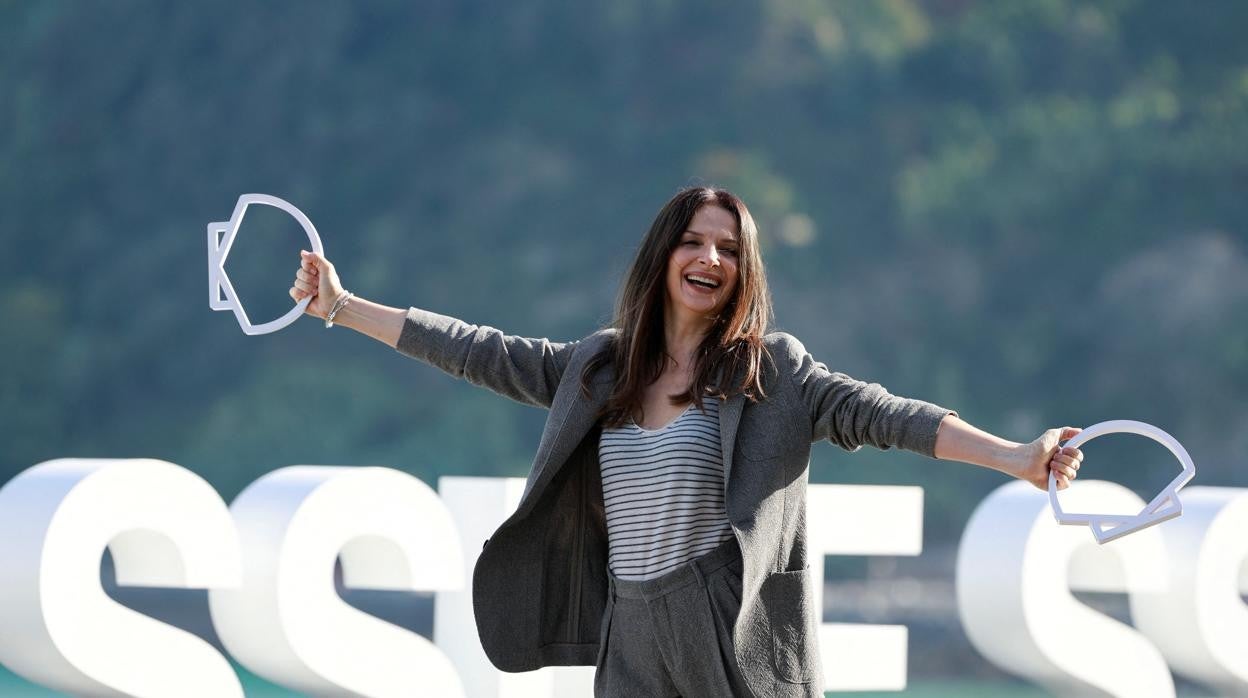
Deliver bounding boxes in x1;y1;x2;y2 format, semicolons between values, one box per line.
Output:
1134;486;1248;695
959;479;1173;697
0;458;244;697
209;465;467;698
806;484;925;692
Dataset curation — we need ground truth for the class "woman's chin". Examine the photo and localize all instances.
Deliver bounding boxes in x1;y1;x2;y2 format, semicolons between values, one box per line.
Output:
673;298;723;322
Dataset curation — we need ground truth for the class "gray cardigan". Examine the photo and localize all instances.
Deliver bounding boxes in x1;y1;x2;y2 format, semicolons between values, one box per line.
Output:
395;306;954;698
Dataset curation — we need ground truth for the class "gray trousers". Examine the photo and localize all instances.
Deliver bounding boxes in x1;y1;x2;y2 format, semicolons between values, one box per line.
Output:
593;537;754;697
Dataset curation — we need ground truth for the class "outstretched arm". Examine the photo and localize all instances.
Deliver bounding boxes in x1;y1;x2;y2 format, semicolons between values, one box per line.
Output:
934;415;1084;491
783;332;954;456
781;332;1082;490
292;250;576;408
391;306;577;408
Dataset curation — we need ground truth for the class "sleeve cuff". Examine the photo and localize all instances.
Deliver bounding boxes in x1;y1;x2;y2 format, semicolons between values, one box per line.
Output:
904;404;959;458
394;306;467;368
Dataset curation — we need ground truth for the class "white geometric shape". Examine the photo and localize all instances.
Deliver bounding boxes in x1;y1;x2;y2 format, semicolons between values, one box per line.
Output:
0;458;244;697
1049;420;1196;544
208;465;466;698
208;193;323;335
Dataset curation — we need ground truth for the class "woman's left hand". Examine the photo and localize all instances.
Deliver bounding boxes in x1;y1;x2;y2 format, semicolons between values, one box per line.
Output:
1016;427;1084;491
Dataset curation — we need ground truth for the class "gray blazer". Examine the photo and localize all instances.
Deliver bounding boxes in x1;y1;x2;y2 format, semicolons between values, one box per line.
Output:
395;306;953;698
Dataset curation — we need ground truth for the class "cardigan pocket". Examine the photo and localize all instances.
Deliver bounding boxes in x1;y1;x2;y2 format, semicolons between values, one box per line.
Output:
738;425;792;461
738;404;802;462
761;567;817;684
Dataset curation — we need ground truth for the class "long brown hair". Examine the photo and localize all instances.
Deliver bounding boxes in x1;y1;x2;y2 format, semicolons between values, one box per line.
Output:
580;186;775;428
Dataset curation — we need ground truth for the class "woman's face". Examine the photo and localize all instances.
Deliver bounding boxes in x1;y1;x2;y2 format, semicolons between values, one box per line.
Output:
664;204;740;326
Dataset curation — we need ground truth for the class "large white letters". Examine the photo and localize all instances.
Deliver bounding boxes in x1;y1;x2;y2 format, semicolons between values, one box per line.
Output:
0;458;244;697
806;484;924;692
959;480;1173;697
959;480;1248;697
1133;486;1248;695
0;459;1244;696
209;466;466;697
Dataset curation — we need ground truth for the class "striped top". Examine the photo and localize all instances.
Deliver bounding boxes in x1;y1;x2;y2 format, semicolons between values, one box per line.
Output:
598;397;734;581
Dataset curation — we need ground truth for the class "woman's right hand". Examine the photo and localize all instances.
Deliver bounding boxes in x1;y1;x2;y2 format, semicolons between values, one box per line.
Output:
290;250;346;320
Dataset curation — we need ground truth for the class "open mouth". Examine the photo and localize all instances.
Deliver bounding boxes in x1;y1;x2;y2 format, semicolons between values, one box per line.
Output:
685;273;720;291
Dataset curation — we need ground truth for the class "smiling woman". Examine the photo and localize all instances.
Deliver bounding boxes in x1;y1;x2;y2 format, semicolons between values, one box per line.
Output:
582;187;772;435
285;186;1084;697
669;205;739;311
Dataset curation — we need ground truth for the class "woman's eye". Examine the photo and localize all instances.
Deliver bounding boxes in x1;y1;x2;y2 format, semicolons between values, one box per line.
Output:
721;248;738;256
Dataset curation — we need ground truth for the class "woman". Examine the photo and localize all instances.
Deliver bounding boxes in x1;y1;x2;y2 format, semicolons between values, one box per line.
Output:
289;187;1083;698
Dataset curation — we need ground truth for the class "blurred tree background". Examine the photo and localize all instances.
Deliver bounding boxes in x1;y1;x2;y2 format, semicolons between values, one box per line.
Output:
0;0;1245;689
3;0;1245;537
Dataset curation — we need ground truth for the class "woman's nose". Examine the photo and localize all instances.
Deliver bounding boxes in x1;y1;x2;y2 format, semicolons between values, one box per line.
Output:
700;245;719;266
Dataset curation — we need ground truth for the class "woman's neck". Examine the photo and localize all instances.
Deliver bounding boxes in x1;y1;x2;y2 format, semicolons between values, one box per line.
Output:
662;313;713;370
